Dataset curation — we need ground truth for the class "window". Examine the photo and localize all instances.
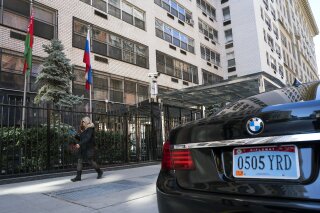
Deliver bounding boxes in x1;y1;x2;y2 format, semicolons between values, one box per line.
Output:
1;0;57;39
100;0;145;30
267;34;274;49
275;43;281;57
137;84;148;103
281;32;287;47
196;0;216;20
92;0;107;12
200;44;221;66
227;52;235;67
155;0;193;25
222;7;230;21
270;56;276;71
93;74;108;100
124;80;136;105
273;24;278;38
155;19;195;53
202;69;223;85
0;51;41;91
225;29;233;43
108;0;121;18
199;19;218;42
270;6;276;20
73;19;149;69
156;51;198;84
260;7;264;19
265;15;271;30
122;1;134;25
110;79;123;103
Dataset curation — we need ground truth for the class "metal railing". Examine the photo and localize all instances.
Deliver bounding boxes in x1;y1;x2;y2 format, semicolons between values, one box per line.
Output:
0;96;163;179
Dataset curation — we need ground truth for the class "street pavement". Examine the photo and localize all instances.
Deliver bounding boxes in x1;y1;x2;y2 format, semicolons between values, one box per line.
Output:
0;164;160;213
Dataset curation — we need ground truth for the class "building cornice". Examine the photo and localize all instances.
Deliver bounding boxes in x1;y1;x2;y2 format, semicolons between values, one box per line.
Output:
299;0;319;36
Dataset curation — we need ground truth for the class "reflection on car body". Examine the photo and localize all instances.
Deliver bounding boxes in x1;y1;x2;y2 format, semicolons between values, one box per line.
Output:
157;81;320;213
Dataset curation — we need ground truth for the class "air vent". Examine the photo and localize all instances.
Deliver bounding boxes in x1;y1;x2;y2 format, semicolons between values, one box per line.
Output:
204;36;209;41
211;41;216;45
214;65;218;70
94;55;108;64
171;78;178;83
228;67;236;72
178;20;185;26
209;17;214;22
202;12;207;17
223;20;231;26
225;43;234;49
180;50;187;55
167;13;174;19
94;10;108;19
10;31;26;41
207;62;212;66
169;44;176;50
183;81;189;86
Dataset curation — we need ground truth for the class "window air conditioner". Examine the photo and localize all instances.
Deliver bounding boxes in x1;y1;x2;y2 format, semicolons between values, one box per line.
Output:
187;19;194;26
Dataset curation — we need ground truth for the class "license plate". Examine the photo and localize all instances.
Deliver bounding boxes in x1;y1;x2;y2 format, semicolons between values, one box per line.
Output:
233;145;300;179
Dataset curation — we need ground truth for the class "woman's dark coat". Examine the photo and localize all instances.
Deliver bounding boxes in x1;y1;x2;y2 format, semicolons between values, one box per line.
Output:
75;127;96;159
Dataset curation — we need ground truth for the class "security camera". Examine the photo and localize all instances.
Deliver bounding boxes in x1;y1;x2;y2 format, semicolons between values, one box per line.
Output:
148;73;160;78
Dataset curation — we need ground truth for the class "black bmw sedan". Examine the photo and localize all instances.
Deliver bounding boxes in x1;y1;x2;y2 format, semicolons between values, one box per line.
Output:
157;81;320;213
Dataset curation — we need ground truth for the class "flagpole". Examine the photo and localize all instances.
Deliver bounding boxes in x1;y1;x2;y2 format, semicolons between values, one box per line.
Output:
22;0;33;129
89;25;92;120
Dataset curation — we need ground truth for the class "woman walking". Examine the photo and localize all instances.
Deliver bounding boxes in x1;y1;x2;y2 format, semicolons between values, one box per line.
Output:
71;116;103;182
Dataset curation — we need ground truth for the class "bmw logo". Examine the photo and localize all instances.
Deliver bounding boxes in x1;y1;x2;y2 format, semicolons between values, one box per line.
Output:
246;117;264;135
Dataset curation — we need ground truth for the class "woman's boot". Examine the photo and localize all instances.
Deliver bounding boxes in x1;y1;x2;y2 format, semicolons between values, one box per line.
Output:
96;169;103;179
71;171;82;182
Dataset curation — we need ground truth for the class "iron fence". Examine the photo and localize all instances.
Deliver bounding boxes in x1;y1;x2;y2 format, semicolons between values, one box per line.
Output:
0;96;163;179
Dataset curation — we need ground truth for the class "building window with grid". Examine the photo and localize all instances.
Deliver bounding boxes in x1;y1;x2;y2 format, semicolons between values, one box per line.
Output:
202;69;223;85
110;79;123;103
267;34;274;50
155;19;195;53
200;45;221;66
73;69;89;99
270;56;277;72
0;0;57;40
0;50;42;92
265;15;271;30
73;18;149;68
80;0;145;30
196;0;216;20
93;74;108;100
278;64;284;77
124;80;136;105
137;84;148;103
154;0;193;26
222;7;230;21
273;24;279;39
275;43;281;58
156;51;198;84
227;51;235;68
198;19;218;42
224;29;233;43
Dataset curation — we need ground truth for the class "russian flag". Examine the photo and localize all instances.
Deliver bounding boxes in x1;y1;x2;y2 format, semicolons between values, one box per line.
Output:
83;29;92;90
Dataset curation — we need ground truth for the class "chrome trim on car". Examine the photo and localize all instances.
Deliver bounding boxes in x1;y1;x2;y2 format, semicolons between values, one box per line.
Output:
172;133;320;150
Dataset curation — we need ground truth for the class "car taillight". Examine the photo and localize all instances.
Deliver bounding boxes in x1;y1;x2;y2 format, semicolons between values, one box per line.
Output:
161;141;195;171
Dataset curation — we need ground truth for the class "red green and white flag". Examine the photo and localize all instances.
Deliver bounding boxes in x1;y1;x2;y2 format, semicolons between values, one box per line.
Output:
23;11;34;75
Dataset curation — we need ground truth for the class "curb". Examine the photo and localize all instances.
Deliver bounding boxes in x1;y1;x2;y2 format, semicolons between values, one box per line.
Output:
0;161;160;185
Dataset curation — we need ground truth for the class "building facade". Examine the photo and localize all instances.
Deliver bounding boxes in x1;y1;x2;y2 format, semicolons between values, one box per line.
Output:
0;0;318;109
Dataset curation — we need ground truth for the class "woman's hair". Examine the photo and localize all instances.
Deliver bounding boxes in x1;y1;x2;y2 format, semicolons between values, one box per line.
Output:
81;116;95;129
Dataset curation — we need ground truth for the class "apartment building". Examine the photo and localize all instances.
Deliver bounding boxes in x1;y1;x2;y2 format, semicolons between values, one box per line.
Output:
0;0;318;109
221;0;318;86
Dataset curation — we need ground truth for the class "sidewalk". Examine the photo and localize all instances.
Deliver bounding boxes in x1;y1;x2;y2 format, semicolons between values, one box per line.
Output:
0;164;160;213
